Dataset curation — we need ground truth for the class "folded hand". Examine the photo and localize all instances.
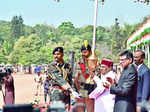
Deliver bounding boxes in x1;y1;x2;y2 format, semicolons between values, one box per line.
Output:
106;77;116;85
103;82;110;89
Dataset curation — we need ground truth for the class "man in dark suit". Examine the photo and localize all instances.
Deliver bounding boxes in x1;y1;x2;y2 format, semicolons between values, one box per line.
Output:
134;49;150;103
104;50;138;112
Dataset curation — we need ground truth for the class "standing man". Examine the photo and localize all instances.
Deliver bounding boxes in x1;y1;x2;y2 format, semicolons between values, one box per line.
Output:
43;75;51;104
104;50;138;112
34;69;43;96
4;68;15;104
134;49;150;103
89;58;118;112
47;47;74;111
73;41;96;112
74;42;95;97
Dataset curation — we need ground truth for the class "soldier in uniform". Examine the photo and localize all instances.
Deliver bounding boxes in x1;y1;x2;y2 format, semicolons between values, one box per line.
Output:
74;42;95;97
73;41;97;112
47;47;74;111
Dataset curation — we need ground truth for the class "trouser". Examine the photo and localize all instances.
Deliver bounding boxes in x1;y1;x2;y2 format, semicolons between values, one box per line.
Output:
44;91;50;103
35;83;42;96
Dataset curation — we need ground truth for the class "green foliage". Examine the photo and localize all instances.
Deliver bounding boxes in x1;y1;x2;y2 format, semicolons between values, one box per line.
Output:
2;41;13;56
79;32;93;44
82;25;93;33
63;37;83;61
33;24;56;45
0;49;7;64
57;22;76;35
0;16;149;65
96;26;108;42
0;21;11;42
9;34;42;65
11;15;25;41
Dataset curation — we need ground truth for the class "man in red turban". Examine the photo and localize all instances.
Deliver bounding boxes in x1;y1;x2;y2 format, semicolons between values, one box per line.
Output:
89;58;118;112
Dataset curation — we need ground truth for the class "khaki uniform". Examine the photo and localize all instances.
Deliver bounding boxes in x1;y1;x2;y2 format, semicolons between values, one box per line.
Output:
74;59;96;97
73;59;100;112
34;74;43;96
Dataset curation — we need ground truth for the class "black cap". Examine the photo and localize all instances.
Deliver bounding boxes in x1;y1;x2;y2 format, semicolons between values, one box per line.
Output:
53;47;64;54
81;44;91;52
5;67;13;74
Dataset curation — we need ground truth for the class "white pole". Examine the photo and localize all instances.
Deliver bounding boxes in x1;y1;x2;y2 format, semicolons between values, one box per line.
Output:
92;0;98;51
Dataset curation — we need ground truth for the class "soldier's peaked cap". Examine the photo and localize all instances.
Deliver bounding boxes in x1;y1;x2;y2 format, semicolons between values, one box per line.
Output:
53;47;64;54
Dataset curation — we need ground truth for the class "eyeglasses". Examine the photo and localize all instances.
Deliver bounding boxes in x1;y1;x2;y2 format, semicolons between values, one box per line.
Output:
120;58;128;62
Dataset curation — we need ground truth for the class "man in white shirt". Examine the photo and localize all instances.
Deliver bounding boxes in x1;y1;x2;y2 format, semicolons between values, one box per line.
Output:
34;70;43;96
89;59;118;112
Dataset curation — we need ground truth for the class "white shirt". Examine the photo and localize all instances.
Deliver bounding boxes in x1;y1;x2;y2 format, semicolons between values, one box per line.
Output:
89;71;118;112
137;63;143;71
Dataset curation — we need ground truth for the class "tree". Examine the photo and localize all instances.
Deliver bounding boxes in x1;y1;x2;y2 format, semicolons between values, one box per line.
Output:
0;46;7;64
82;25;93;33
0;21;11;43
57;22;76;35
11;15;24;41
109;18;123;54
96;26;107;41
9;34;42;65
33;24;56;45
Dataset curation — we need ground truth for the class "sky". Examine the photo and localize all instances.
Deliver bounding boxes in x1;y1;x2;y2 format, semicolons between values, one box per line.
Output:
0;0;150;28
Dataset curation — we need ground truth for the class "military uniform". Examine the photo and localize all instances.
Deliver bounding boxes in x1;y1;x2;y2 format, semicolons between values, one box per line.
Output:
73;58;99;112
73;41;99;112
74;58;96;97
47;61;72;105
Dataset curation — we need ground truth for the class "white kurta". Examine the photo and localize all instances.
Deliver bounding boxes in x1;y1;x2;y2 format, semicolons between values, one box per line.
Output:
89;71;117;112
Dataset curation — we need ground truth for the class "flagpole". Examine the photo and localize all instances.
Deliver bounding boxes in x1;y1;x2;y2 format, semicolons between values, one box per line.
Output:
92;0;98;51
87;0;99;73
86;0;99;84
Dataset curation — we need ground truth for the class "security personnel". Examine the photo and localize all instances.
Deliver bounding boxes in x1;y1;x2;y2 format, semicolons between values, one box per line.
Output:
47;47;73;110
74;41;96;97
73;41;98;112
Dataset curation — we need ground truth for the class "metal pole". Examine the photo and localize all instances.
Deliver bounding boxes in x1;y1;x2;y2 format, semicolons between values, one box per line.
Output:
87;0;99;80
92;0;98;51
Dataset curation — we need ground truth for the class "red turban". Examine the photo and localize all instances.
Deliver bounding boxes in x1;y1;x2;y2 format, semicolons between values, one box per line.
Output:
101;59;113;67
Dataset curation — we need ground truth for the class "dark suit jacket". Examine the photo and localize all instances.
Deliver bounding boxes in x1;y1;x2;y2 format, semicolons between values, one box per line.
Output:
110;64;137;112
137;64;150;102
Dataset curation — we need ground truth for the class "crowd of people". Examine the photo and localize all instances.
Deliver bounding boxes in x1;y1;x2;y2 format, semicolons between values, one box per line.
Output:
1;41;150;112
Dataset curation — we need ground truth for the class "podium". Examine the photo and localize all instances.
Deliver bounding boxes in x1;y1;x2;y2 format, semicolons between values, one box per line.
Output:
73;97;94;112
